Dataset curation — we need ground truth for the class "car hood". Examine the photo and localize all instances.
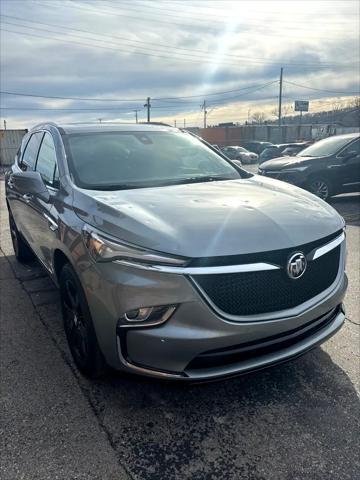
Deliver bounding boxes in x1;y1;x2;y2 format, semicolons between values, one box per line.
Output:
72;176;343;258
260;155;317;170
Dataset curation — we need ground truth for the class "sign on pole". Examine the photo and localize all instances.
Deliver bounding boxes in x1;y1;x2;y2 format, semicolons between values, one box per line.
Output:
294;100;309;112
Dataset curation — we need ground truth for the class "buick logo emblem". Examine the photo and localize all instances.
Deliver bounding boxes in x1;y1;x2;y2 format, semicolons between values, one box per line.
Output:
287;252;307;279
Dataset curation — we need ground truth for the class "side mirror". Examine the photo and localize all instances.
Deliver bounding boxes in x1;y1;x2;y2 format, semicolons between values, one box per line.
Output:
12;171;50;203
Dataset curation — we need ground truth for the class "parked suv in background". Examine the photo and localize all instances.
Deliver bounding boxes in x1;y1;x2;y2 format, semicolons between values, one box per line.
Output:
5;123;347;380
258;133;360;200
241;141;273;155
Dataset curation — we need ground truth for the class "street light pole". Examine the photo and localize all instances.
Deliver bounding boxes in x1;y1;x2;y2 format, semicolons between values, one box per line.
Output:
278;67;283;141
144;97;151;122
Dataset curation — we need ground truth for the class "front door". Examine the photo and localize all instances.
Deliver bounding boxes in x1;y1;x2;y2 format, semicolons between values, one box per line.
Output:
21;131;60;271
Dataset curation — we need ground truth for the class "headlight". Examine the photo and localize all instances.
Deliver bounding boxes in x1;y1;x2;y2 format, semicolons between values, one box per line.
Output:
280;166;308;173
82;225;188;266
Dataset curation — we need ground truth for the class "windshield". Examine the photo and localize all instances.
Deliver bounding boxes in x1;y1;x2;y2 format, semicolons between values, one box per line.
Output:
64;130;241;190
298;136;355;157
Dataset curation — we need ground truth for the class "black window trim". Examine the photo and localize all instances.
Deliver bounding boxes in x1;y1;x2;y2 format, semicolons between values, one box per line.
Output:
336;137;360;159
20;130;44;171
34;130;60;190
334;136;360;159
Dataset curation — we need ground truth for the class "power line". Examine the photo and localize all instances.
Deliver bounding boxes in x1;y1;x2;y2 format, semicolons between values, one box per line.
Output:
3;15;352;66
0;107;142;111
2;18;351;68
284;80;360;95
0;25;255;68
3;26;326;69
32;1;360;41
0;81;277;103
58;0;359;31
79;0;358;29
99;0;359;23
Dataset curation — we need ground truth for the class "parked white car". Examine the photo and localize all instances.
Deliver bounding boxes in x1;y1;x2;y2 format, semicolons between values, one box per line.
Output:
220;146;258;164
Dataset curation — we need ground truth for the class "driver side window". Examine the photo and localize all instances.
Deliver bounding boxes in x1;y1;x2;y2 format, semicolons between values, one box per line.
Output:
339;139;360;159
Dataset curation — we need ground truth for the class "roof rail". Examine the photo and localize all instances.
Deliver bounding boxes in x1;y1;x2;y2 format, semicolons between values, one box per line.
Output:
138;121;173;127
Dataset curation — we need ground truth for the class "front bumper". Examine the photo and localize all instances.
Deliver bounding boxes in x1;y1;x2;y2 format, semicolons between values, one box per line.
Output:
119;303;346;380
258;168;306;187
81;239;347;381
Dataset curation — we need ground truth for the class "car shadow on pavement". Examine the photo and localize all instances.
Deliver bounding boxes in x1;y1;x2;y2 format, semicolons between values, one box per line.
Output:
85;347;359;480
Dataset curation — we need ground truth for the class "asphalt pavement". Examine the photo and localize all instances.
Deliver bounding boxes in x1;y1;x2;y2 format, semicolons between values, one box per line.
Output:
0;178;359;480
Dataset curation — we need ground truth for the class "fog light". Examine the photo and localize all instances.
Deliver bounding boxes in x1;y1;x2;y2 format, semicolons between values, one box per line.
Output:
125;307;153;322
121;305;177;326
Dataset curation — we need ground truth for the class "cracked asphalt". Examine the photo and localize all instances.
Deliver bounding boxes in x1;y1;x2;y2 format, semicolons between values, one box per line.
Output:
0;178;359;480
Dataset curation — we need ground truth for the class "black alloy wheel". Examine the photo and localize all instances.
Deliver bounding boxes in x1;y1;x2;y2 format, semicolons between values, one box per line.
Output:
308;177;332;201
60;263;106;377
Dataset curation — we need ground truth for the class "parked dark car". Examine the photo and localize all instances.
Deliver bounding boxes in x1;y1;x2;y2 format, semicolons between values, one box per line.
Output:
259;143;310;164
241;141;273;155
258;133;360;200
259;146;282;164
277;142;310;156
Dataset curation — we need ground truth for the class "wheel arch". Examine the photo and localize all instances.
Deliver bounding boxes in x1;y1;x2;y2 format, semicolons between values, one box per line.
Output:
53;249;71;285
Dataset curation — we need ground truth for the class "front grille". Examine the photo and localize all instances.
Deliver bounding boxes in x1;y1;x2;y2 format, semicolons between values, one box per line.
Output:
192;246;340;316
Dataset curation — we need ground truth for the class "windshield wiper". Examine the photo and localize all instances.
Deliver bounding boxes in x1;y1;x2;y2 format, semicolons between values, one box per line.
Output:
85;183;142;191
163;175;237;186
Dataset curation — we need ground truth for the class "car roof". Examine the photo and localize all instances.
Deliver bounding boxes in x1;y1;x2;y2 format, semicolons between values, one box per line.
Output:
325;133;359;140
30;122;178;135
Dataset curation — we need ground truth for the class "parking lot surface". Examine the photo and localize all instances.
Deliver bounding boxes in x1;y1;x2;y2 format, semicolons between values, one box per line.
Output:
1;178;359;480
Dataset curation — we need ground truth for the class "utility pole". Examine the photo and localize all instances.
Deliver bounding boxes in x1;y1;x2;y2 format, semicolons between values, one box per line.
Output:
3;119;7;130
144;97;151;123
278;67;283;141
202;100;207;129
183;118;186;128
134;109;140;124
174;119;177;127
98;118;102;123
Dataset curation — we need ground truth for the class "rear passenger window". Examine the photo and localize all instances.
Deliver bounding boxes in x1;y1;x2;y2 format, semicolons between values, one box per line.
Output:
36;132;58;186
21;132;44;171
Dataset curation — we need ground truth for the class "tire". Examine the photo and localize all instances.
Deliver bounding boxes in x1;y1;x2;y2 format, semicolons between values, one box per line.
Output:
59;263;107;377
307;176;332;201
8;211;34;263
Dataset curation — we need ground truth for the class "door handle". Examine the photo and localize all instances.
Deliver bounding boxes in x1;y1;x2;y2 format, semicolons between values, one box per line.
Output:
7;178;14;188
22;193;33;203
43;212;58;232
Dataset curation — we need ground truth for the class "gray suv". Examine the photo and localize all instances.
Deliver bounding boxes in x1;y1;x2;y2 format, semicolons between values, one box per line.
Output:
5;123;347;380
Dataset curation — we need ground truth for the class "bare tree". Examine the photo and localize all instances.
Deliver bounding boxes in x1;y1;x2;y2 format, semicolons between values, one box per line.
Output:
346;96;360;108
251;111;266;124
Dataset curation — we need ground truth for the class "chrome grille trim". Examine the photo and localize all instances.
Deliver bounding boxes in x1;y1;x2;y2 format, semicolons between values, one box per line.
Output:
311;232;345;260
115;260;280;274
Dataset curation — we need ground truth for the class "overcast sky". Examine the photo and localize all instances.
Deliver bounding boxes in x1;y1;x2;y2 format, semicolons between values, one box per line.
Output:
0;0;359;128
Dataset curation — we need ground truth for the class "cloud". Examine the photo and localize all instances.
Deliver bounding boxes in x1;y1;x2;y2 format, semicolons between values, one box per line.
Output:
0;0;359;128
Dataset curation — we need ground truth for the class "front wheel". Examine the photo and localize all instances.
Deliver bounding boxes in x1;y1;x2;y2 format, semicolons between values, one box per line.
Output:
307;177;332;201
60;263;107;377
